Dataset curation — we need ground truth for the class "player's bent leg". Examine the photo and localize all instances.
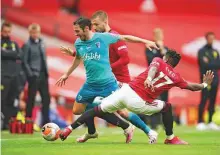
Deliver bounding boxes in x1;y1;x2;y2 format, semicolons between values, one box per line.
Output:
72;101;87;115
60;106;134;143
162;103;188;145
117;109;155;143
60;101;88;141
111;85;158;144
77;116;98;143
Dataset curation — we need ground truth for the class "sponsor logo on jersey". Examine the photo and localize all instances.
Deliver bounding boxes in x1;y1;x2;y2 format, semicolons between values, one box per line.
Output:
82;52;101;61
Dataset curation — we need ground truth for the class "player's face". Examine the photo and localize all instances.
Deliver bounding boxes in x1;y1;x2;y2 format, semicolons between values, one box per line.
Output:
206;34;215;45
91;17;106;32
74;25;88;41
30;29;41;40
1;26;11;38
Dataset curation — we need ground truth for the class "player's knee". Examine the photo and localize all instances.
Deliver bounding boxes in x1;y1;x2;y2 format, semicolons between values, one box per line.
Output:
72;107;84;115
72;109;83;115
117;110;129;119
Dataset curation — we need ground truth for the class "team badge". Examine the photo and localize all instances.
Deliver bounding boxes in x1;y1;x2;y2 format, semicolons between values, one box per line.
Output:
95;42;100;48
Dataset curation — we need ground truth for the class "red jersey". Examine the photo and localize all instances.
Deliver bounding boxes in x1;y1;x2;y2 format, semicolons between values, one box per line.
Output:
109;30;131;83
129;57;188;103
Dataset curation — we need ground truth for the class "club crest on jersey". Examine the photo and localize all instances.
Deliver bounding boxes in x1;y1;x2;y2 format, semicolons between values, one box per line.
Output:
86;45;91;50
95;42;100;48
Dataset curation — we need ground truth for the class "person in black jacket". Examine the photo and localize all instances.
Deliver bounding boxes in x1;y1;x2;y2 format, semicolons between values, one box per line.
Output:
22;23;50;126
197;32;220;131
1;22;21;129
145;28;169;129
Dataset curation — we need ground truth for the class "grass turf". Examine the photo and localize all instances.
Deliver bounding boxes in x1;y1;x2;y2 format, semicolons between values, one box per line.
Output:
1;126;220;155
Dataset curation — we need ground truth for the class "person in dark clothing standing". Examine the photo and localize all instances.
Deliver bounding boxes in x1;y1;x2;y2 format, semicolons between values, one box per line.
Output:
145;28;169;129
22;23;50;126
1;22;21;129
197;32;220;131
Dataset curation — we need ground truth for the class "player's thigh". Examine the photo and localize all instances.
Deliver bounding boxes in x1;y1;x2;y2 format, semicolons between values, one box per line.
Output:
100;88;127;113
139;100;165;115
74;83;96;114
122;85;164;115
72;101;87;115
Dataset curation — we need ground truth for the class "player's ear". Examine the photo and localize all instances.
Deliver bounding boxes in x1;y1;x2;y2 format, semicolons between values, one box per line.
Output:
84;26;89;32
163;56;168;62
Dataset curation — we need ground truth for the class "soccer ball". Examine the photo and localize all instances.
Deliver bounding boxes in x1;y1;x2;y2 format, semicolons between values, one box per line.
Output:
41;123;60;141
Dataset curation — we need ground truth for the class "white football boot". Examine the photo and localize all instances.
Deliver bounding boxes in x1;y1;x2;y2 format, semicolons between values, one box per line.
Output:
196;122;207;131
148;130;158;144
76;132;98;143
207;122;220;130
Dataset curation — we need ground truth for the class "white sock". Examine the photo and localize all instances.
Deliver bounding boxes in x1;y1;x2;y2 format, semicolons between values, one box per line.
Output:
167;134;174;140
68;125;73;130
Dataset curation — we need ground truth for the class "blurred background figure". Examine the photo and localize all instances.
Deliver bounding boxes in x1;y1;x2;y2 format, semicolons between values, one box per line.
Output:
22;23;50;126
145;28;169;129
197;32;220;131
1;21;22;130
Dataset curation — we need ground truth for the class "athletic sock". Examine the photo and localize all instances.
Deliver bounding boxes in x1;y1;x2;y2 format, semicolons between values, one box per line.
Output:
162;103;174;136
167;134;174;140
99;113;129;130
71;107;129;130
85;117;96;134
127;112;151;134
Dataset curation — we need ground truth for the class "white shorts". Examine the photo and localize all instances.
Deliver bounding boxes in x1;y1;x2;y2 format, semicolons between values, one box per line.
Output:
100;84;165;115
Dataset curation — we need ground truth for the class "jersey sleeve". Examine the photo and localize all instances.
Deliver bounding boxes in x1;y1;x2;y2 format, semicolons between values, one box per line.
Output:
74;44;81;58
100;32;120;45
176;76;188;89
111;40;128;53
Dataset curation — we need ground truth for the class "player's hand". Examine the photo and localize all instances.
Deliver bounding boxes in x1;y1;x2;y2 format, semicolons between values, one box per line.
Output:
144;79;155;92
60;46;76;57
145;41;159;51
203;70;214;85
56;74;69;87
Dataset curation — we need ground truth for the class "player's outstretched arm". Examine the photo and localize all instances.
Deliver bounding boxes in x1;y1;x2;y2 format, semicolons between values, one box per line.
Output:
185;70;214;91
56;57;81;87
119;35;159;51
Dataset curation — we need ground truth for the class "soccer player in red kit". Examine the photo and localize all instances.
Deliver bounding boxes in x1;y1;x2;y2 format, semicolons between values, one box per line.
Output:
61;49;214;144
92;11;131;84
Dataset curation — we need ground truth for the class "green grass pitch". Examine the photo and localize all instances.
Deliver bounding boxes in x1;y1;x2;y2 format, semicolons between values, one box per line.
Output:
1;126;220;155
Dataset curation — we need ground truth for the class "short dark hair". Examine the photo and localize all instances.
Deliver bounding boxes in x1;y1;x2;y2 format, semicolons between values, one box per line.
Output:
1;21;12;31
205;32;215;39
91;10;108;21
73;17;92;30
165;49;181;67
